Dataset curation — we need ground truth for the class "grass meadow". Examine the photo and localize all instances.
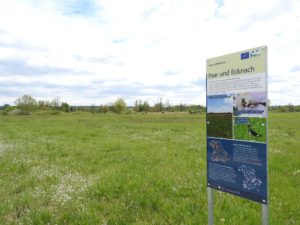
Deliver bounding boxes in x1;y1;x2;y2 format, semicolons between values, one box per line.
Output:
206;113;233;139
0;113;299;225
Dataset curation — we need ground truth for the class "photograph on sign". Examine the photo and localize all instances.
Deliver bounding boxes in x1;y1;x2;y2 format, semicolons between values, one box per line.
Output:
233;92;267;117
207;94;233;139
234;117;266;142
206;46;268;204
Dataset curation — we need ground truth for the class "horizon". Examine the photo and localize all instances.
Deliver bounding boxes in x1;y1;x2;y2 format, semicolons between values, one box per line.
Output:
1;0;300;106
1;94;298;108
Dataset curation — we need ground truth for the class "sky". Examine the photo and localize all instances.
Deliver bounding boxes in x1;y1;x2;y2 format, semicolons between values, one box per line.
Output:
0;0;300;106
207;94;232;113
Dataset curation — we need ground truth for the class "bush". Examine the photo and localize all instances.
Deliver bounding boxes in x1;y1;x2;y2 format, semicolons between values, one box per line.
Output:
9;109;23;115
99;105;109;113
2;106;18;115
113;98;127;114
61;102;70;112
15;95;38;114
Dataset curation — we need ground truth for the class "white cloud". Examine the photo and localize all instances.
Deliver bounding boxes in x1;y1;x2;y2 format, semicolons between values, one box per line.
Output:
0;0;299;105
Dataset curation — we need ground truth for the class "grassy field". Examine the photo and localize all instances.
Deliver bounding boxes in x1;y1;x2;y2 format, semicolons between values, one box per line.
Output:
0;113;299;225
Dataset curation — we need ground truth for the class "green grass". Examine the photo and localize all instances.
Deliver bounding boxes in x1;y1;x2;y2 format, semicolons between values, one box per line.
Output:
207;113;233;139
234;117;267;142
0;113;299;224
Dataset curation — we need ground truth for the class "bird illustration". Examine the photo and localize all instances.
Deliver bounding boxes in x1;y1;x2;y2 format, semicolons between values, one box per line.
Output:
247;123;262;137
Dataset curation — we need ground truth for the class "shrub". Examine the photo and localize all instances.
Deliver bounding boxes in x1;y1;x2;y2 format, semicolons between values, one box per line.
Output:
113;98;127;114
15;95;38;114
99;105;109;113
2;106;16;115
9;109;23;115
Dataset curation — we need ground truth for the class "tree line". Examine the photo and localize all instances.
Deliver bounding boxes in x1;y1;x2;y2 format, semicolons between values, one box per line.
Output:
0;95;205;115
268;104;300;112
2;94;298;115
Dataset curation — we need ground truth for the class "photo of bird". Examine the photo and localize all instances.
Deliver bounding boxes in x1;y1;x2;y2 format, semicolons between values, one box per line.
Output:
233;92;267;117
234;117;266;142
247;123;262;137
241;98;266;109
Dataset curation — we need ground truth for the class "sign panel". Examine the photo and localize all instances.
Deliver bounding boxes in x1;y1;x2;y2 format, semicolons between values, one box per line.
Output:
206;46;268;204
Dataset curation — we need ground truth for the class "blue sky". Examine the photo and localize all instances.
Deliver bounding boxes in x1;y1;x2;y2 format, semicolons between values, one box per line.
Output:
207;95;232;113
0;0;300;106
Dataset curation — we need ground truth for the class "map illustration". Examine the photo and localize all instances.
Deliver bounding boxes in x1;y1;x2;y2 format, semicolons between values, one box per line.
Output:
238;165;262;191
209;140;230;162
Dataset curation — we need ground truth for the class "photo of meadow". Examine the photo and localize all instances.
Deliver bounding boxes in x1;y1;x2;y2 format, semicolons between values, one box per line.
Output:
206;113;233;139
207;94;233;139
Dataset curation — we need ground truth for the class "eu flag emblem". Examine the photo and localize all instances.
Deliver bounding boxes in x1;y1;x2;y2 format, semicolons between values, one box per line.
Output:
241;52;249;60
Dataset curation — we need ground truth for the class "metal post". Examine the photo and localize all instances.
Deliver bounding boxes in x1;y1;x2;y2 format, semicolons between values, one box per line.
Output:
208;187;214;225
262;204;268;225
263;45;269;225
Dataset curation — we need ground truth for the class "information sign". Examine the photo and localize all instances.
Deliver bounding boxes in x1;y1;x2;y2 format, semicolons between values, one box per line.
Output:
206;46;268;204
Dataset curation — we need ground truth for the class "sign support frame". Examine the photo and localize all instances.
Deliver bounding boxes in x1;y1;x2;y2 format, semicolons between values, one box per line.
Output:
262;46;269;225
207;192;269;225
262;204;269;225
208;187;214;225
